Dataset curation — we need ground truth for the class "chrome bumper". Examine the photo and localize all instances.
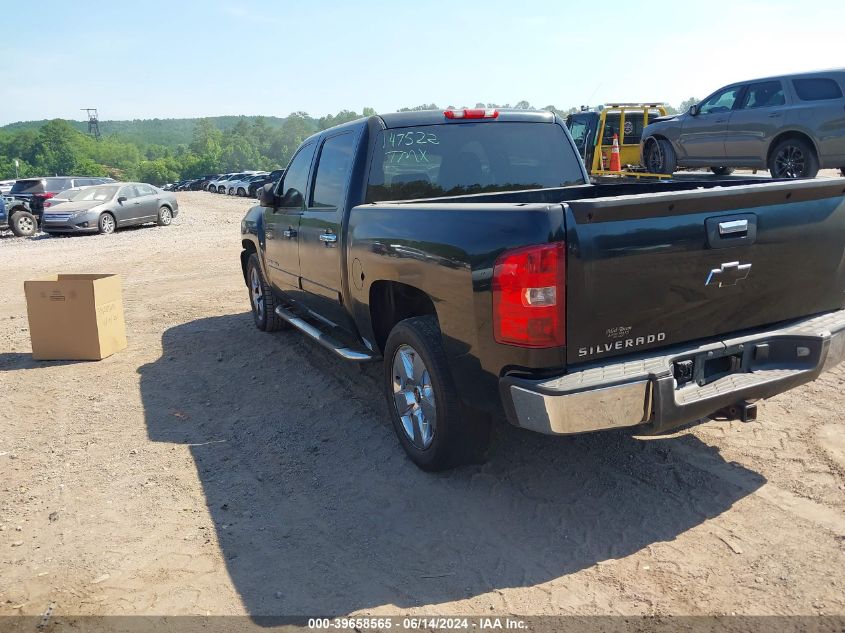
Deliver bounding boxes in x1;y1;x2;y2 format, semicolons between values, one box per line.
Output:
501;309;845;435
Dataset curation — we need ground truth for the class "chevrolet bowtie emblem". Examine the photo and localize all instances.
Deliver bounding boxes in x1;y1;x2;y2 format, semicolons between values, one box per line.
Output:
706;261;752;287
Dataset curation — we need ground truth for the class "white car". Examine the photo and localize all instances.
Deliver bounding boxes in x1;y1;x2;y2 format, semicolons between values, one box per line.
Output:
227;173;267;196
206;174;235;192
218;171;259;194
0;180;15;195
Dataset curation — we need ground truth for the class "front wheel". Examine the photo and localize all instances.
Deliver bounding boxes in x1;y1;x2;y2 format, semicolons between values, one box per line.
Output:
710;166;735;176
383;316;490;471
157;206;173;226
98;212;116;234
768;138;819;179
643;138;677;175
10;210;37;237
246;254;288;332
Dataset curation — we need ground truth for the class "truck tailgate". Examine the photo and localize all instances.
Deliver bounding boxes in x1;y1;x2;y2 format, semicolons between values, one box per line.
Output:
564;179;845;365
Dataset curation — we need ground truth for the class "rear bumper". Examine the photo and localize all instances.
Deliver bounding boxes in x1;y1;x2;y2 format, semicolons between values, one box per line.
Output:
500;309;845;435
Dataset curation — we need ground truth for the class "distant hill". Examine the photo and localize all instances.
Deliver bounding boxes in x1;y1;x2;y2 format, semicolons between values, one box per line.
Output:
1;115;296;148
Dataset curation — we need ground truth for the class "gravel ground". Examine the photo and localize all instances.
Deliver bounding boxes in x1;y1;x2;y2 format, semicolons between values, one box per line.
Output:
0;190;843;620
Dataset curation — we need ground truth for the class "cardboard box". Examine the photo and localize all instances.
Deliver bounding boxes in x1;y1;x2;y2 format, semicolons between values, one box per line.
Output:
24;274;127;360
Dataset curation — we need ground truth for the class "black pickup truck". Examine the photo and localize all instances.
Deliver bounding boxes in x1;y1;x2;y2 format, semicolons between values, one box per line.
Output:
239;108;845;470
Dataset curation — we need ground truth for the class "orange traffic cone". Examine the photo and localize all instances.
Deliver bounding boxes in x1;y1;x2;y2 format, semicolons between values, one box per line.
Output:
609;134;621;172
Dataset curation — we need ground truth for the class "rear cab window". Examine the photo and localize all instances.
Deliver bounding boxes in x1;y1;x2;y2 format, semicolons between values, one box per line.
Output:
792;77;843;101
366;122;584;202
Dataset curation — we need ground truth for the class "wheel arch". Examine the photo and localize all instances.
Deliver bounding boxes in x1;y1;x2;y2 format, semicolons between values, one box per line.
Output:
240;239;258;285
766;130;819;165
368;280;438;355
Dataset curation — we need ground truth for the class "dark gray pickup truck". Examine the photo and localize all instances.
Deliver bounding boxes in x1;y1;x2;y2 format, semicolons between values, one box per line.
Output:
240;108;845;470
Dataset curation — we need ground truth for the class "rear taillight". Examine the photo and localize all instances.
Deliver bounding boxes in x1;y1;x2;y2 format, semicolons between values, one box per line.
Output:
444;108;499;119
492;242;566;348
33;192;55;199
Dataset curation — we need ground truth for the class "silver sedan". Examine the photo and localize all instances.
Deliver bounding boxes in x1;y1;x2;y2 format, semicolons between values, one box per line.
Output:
41;183;179;235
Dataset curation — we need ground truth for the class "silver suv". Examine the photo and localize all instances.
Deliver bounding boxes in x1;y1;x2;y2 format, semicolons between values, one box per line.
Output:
641;69;845;178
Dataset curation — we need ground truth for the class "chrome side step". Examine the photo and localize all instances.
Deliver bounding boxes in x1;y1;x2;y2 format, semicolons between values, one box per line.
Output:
274;306;376;362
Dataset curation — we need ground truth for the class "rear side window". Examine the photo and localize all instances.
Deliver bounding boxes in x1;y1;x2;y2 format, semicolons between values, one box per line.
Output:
792;77;843;101
311;133;355;209
741;81;786;108
44;178;73;193
366;122;584;202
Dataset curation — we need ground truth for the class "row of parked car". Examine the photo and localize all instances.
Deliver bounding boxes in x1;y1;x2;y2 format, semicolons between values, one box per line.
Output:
1;176;178;237
163;169;285;197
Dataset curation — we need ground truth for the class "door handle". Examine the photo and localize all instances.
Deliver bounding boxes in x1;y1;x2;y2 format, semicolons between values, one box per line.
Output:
319;233;338;244
768;113;781;118
719;219;748;235
282;228;297;239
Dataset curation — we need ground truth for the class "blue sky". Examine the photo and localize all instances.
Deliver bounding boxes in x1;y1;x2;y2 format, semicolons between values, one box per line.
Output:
2;0;842;124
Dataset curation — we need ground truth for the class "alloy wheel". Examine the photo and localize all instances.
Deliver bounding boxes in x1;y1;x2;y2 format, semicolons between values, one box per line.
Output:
250;267;264;320
391;344;436;450
101;215;115;234
17;216;35;234
773;145;805;178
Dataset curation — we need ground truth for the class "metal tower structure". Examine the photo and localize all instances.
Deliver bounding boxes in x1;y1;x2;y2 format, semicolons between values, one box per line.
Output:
81;108;101;139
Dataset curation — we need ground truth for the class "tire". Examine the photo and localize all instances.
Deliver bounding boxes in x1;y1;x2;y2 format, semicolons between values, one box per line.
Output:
768;138;819;179
98;212;116;235
246;253;288;332
643;138;677;175
383;316;491;471
10;210;37;237
710;166;735;176
157;206;173;226
218;186;225;194
237;188;246;197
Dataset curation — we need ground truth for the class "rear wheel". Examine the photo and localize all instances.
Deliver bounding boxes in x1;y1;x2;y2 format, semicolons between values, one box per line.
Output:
10;210;37;237
710;166;735;176
237;188;246;196
768;138;819;179
98;212;116;235
157;206;173;226
246;253;288;332
643;138;677;175
384;316;490;471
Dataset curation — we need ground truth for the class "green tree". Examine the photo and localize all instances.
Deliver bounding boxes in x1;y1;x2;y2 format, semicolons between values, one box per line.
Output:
678;97;698;113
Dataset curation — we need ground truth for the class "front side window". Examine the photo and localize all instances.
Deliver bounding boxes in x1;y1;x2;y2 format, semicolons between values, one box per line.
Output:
792;77;843;101
76;185;119;201
567;118;588;153
741;81;785;109
699;87;742;115
311;133;356;209
366;122;584;203
136;184;156;196
277;143;316;208
118;186;136;200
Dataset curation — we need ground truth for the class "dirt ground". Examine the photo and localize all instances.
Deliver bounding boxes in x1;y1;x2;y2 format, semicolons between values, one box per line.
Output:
0;187;843;620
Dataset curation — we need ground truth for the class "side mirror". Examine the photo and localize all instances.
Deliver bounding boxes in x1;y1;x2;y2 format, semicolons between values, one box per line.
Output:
689;104;699;116
117;196;127;204
258;183;277;208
